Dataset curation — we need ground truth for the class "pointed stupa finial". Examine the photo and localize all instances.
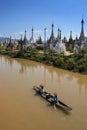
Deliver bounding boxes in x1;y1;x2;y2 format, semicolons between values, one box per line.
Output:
32;27;34;42
79;16;85;42
32;27;34;32
24;29;27;40
70;31;72;39
9;36;11;43
81;16;84;24
58;28;60;38
21;34;22;41
60;30;61;39
51;21;54;36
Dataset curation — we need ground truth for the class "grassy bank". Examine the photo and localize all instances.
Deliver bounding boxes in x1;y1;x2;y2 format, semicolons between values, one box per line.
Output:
0;48;87;74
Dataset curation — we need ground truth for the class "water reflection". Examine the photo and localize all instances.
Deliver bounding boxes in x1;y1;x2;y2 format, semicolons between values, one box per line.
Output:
0;55;87;95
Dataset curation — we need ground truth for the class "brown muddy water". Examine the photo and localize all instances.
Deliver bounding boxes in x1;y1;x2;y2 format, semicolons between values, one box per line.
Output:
0;55;87;130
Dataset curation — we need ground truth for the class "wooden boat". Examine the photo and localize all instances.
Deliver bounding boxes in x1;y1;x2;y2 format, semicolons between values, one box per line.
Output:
33;86;72;111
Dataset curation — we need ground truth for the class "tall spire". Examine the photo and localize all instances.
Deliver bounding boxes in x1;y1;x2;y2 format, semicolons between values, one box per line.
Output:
69;31;73;43
44;28;46;43
9;36;11;43
23;29;28;44
70;31;72;40
58;28;60;39
21;34;22;41
29;27;34;43
32;27;34;40
57;28;61;39
50;23;55;43
47;23;55;46
51;23;54;37
24;30;27;40
79;17;85;42
60;30;61;39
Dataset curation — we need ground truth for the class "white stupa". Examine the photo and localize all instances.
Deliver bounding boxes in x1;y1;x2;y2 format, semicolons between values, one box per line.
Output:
54;29;66;53
54;39;66;53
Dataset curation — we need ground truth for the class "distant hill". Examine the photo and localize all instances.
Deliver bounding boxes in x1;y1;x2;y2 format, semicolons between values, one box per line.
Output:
0;37;15;43
0;37;9;42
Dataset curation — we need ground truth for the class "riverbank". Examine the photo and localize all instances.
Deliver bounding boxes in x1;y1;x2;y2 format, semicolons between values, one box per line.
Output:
0;49;87;74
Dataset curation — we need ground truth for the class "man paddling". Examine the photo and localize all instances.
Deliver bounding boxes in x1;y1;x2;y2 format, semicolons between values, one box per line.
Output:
39;84;52;98
53;92;58;110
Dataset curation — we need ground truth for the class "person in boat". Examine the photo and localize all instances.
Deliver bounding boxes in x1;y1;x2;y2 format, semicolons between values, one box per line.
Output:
53;92;58;110
39;84;51;98
39;84;45;94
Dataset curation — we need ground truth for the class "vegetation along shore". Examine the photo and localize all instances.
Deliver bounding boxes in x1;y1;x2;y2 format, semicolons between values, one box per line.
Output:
0;47;87;74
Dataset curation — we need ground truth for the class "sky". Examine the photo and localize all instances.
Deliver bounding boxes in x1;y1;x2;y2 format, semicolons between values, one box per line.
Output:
0;0;87;40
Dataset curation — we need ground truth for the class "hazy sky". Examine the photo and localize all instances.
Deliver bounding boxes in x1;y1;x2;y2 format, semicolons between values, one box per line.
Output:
0;0;87;40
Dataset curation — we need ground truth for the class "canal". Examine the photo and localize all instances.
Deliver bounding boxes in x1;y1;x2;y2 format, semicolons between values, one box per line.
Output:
0;55;87;130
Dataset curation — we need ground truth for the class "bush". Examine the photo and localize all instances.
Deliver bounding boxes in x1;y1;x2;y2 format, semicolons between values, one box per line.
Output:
14;51;24;58
66;58;76;70
53;57;65;68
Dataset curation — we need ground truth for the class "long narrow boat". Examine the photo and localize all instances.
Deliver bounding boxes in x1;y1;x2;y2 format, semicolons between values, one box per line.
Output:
33;86;72;111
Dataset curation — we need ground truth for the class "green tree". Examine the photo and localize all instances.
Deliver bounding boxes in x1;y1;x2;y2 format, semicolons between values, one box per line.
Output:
77;49;86;58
